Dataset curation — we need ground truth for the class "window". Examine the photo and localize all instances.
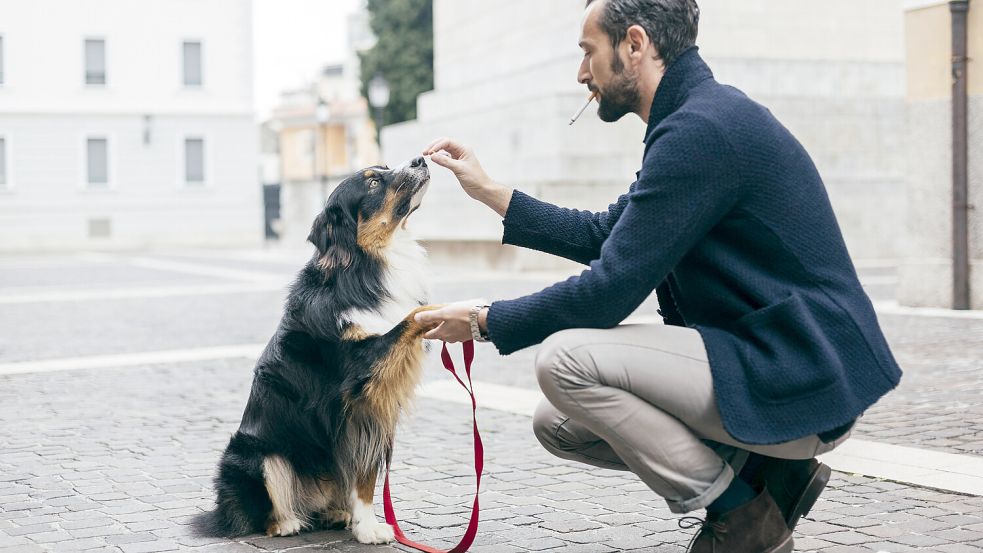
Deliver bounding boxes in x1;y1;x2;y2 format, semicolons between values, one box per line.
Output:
184;138;205;184
86;137;109;186
182;41;202;87
84;39;106;85
0;137;7;188
0;35;5;86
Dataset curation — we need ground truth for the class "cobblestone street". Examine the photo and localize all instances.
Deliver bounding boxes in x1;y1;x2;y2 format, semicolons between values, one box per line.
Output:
2;250;982;552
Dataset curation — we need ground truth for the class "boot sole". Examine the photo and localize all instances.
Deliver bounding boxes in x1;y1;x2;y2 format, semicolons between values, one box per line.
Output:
765;533;794;553
786;462;831;530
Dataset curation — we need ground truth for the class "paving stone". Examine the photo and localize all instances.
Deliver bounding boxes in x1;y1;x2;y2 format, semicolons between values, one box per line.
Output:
2;264;983;553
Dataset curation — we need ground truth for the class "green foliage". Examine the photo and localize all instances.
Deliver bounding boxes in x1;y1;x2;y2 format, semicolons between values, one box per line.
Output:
359;0;434;128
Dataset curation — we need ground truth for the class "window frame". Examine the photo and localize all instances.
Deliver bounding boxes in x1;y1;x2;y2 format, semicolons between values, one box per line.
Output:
81;134;115;190
179;134;209;188
181;39;204;88
83;37;108;87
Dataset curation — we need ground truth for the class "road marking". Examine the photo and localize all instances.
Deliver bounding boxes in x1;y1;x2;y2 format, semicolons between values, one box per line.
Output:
417;379;983;497
2;345;981;496
0;344;266;375
0;282;287;304
126;257;291;283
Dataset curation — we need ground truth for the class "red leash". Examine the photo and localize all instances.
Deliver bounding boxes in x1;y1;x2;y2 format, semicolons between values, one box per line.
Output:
382;340;483;553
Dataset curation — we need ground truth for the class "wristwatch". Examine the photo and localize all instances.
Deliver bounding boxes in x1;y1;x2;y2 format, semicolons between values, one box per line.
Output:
469;304;491;342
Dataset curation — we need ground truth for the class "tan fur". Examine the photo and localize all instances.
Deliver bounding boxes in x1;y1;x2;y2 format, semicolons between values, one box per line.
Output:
356;470;378;505
263;455;302;535
357;191;400;254
263;455;346;535
356;305;443;431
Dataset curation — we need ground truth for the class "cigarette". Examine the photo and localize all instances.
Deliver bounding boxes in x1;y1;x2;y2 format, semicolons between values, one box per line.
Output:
569;91;598;125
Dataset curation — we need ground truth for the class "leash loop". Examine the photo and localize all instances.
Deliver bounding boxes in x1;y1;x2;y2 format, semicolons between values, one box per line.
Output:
382;340;482;553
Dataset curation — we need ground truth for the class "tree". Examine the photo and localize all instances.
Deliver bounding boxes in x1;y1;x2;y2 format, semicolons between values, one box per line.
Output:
359;0;434;129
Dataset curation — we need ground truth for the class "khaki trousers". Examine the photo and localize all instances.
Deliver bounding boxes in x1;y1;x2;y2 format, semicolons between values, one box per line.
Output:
532;323;851;514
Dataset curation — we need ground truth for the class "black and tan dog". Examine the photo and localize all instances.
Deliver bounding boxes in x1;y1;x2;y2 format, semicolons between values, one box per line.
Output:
193;157;436;544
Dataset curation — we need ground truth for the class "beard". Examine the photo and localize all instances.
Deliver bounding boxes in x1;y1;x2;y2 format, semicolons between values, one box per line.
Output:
596;56;641;123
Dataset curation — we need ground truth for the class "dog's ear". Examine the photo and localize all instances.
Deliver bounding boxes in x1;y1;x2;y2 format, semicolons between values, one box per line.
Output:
308;205;357;270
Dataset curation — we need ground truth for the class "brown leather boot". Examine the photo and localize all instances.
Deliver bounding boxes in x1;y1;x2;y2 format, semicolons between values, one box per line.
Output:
681;488;793;553
756;458;831;530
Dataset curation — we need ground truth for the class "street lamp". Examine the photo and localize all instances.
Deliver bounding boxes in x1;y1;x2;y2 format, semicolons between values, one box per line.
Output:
367;73;390;146
314;98;330;205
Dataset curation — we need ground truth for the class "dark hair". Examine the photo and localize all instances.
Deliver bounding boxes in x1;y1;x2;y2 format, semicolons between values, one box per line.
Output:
585;0;700;68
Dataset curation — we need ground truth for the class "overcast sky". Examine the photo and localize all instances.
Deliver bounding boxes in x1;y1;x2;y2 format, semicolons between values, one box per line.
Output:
253;0;363;121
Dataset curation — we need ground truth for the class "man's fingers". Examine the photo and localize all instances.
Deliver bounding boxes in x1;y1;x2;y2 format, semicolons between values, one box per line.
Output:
423;138;466;158
428;151;462;171
423;322;445;340
414;309;441;325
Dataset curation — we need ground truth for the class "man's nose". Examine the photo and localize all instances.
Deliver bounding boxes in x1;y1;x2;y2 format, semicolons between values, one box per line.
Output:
577;58;591;85
410;156;426;168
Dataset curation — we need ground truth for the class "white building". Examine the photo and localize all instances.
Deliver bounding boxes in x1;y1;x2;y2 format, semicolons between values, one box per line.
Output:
383;0;908;269
0;0;263;252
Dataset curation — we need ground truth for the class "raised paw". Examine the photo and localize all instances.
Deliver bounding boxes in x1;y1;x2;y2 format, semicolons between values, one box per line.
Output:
266;517;303;537
405;304;445;334
351;520;395;544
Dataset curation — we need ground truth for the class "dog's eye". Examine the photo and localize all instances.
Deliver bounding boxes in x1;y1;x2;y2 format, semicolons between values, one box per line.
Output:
369;179;380;189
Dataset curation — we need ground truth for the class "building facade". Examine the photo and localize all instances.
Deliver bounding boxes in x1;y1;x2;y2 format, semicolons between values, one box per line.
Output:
900;0;981;308
0;0;262;251
266;6;382;248
382;0;909;269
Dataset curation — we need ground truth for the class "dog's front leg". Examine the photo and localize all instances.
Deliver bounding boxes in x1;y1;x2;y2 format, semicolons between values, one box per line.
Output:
349;470;395;544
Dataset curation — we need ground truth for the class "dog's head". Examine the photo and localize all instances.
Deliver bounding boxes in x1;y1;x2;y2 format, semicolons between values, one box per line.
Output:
308;157;430;269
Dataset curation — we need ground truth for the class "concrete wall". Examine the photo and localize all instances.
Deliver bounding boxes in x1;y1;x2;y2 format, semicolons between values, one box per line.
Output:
0;0;262;251
899;0;982;308
383;0;909;268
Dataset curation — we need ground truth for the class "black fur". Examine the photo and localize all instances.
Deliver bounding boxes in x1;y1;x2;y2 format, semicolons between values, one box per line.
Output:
193;161;430;538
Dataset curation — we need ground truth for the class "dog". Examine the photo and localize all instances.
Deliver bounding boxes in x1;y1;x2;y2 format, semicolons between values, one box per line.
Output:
193;157;436;544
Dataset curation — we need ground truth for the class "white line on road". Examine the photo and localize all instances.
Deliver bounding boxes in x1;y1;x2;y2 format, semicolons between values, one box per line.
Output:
2;344;981;496
417;379;983;497
126;257;292;283
0;282;287;304
0;344;266;375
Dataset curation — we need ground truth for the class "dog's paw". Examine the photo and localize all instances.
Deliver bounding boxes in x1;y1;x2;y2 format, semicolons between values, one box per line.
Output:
320;508;351;529
405;304;445;334
266;518;303;537
351;520;395;544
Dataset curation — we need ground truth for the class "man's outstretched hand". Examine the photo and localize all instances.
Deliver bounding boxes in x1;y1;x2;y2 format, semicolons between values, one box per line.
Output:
423;138;513;217
413;299;490;343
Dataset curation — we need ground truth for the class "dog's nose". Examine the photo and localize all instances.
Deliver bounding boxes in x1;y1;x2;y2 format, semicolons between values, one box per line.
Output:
410;156;426;168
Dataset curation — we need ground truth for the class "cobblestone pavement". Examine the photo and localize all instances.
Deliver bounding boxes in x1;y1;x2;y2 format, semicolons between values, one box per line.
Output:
1;251;983;552
3;359;983;553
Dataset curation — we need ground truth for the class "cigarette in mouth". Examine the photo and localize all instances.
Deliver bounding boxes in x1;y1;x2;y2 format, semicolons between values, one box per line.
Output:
569;91;599;125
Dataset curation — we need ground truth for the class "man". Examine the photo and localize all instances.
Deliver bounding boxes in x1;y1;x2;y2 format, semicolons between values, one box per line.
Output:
414;1;901;551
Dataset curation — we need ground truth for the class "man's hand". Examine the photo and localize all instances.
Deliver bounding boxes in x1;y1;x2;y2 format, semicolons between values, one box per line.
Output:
422;138;513;217
413;299;490;343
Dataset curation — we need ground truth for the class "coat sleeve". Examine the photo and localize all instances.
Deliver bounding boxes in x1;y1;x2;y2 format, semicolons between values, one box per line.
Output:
486;114;742;355
500;184;636;265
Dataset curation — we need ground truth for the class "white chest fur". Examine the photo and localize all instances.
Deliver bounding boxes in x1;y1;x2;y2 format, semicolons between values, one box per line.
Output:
341;230;430;335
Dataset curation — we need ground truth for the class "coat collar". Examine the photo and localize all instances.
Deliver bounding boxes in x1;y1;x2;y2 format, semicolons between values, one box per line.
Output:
643;46;714;142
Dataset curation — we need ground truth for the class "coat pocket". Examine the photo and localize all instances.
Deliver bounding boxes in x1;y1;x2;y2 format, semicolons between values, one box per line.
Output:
734;293;842;403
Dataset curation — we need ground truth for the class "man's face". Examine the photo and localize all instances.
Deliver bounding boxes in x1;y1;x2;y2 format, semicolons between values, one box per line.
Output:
578;2;641;122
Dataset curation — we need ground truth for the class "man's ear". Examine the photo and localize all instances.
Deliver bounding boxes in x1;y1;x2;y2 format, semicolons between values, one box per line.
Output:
308;205;357;270
625;24;650;60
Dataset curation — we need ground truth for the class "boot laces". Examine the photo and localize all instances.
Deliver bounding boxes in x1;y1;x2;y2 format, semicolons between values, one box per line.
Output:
679;516;728;551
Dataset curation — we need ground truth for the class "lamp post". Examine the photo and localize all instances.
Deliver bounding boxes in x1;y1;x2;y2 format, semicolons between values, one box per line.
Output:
314;98;330;205
367;73;390;147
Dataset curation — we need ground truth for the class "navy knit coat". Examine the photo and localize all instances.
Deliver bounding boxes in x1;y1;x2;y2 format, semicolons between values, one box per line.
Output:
485;47;902;445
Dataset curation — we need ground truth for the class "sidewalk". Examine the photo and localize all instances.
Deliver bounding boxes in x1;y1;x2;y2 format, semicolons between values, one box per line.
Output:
2;358;983;553
1;251;982;552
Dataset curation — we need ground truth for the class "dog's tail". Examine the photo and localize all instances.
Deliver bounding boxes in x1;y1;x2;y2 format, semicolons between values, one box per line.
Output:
192;433;273;537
